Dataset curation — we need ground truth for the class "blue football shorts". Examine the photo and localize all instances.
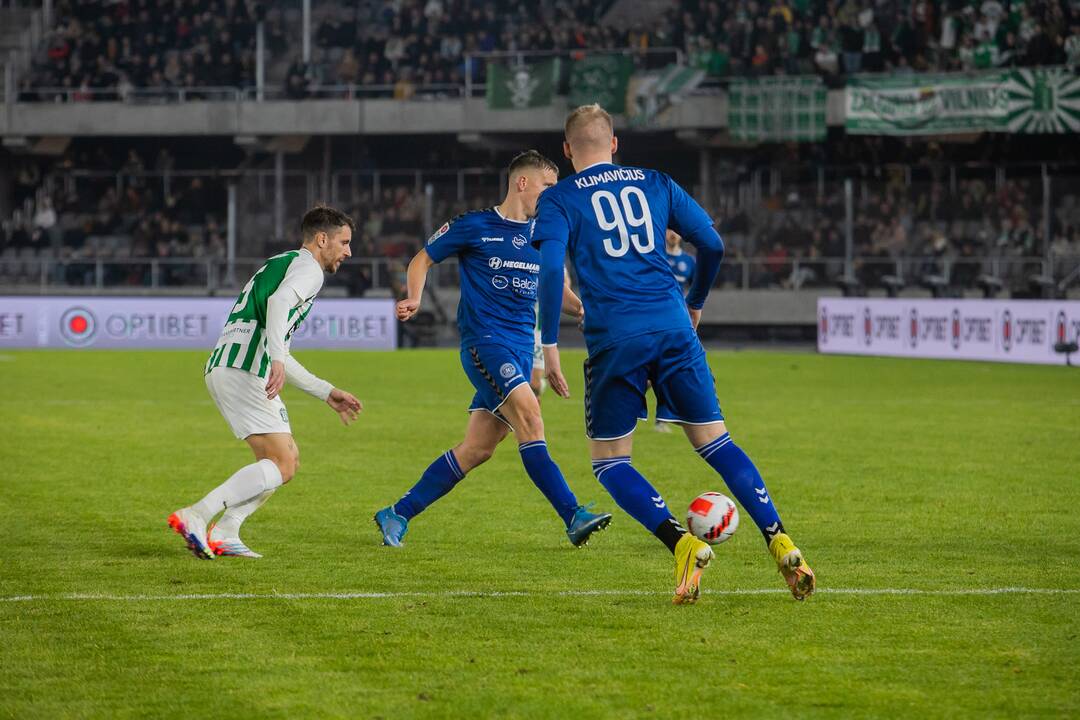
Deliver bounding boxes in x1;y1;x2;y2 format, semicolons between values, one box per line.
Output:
583;327;724;440
461;343;534;426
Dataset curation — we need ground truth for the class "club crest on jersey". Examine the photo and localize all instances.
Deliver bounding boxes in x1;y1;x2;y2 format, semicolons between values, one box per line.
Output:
499;363;516;379
488;257;503;270
427;222;450;245
512;234;527;249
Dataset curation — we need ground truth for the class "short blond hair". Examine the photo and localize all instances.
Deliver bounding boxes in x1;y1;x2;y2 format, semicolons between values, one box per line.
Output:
564;104;614;150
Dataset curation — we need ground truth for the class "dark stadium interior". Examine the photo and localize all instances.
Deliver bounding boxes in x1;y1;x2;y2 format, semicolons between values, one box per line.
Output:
1;0;1079;306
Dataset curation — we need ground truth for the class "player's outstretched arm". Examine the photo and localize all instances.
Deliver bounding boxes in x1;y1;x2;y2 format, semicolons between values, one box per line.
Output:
326;387;362;426
539;241;570;398
396;249;435;322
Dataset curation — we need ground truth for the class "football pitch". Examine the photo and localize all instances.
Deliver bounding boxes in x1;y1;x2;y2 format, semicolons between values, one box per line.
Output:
1;348;1078;718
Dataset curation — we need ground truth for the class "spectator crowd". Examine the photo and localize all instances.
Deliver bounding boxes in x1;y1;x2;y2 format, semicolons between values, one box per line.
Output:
2;147;229;287
18;0;1080;99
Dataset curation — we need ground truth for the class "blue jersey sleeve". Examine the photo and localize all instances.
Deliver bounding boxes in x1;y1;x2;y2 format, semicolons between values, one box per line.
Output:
424;217;473;263
665;176;723;309
532;192;571;346
666;175;714;238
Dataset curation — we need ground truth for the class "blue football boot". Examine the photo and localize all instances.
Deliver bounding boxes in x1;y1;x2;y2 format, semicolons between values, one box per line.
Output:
566;503;613;547
374;506;409;547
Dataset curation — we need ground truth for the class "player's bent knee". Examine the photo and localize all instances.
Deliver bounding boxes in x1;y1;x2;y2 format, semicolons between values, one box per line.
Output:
274;456;297;484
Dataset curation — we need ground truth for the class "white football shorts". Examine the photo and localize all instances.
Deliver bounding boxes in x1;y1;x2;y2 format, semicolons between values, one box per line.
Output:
533;328;544;371
205;367;292;440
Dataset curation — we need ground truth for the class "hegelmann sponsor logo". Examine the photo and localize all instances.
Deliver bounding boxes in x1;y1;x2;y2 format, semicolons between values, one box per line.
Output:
574;167;647;189
499;259;540;273
489;257;503;270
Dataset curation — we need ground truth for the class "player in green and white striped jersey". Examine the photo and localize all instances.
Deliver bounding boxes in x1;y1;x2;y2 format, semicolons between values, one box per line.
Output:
168;206;363;560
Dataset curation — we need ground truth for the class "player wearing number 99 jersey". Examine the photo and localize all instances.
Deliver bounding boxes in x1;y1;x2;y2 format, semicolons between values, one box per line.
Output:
532;104;815;604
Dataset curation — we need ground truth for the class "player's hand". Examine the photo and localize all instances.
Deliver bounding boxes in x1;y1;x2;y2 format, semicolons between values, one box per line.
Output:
326;388;362;426
543;345;570;399
688;307;702;331
265;360;286;400
396;298;421;321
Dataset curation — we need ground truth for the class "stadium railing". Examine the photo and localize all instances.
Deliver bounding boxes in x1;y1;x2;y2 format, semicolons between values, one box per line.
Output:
2;255;1073;297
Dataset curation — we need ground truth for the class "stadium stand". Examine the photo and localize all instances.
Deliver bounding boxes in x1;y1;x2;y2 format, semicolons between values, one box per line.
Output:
13;0;1080;98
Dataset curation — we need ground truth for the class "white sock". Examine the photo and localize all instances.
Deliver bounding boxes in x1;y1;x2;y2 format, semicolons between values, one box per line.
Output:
191;459;283;524
211;488;276;538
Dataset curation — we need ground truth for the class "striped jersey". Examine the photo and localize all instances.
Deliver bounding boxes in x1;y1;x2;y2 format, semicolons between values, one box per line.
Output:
205;249;324;378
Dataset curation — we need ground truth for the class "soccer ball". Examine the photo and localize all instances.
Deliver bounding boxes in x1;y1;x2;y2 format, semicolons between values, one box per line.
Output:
686;492;739;545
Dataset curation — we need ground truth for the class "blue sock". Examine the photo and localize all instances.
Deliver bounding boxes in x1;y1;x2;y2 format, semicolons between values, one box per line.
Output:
393;450;465;520
591;457;676;534
695;433;785;543
518;441;578;526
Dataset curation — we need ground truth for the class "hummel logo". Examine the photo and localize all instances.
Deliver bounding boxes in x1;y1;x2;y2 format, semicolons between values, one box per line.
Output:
651;494;666;509
756;487;770;504
482;237;504;243
765;522;779;534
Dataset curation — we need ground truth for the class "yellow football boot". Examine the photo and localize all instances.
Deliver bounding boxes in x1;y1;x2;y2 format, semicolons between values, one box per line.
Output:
673;533;714;605
769;532;815;600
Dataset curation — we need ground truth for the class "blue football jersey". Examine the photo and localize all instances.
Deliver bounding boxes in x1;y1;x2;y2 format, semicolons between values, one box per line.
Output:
666;249;696;288
424;208;538;351
532;162;715;353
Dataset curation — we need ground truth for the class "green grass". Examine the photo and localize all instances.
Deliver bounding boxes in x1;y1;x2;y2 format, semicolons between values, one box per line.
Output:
1;348;1078;718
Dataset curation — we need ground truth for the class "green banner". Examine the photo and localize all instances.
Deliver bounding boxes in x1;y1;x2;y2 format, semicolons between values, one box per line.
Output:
845;67;1080;135
630;64;706;126
568;55;634;114
486;60;556;110
728;77;827;142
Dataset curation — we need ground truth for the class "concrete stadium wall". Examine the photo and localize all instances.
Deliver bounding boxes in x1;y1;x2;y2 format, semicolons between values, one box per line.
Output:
1;92;847;137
